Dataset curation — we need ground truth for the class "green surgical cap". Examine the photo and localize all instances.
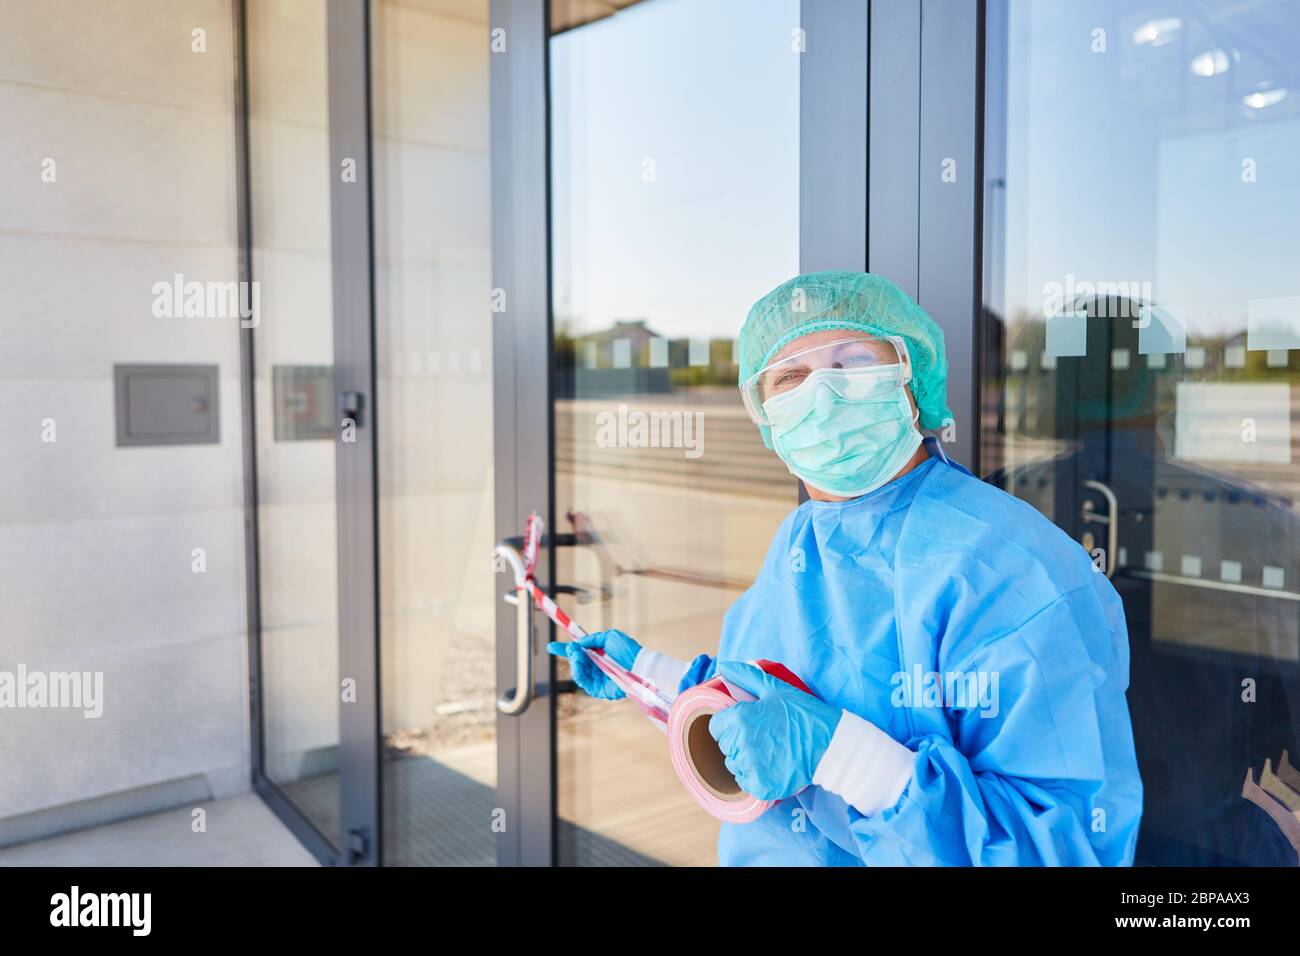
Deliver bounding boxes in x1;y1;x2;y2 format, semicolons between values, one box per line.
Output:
738;270;953;430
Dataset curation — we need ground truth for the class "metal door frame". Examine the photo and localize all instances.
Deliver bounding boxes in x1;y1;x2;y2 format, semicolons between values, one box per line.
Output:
868;0;984;472
325;0;382;869
490;0;556;867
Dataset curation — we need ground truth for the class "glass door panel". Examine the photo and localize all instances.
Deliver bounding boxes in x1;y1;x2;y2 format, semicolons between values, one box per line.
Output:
982;0;1300;865
548;0;801;866
247;0;340;849
371;0;497;866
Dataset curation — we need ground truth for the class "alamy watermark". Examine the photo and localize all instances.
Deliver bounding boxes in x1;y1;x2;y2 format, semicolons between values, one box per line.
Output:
152;273;259;328
50;886;150;936
595;403;704;459
0;665;103;718
891;663;1000;718
1042;274;1153;325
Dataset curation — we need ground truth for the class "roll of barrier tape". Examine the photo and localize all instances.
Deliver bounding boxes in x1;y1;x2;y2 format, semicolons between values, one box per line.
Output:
667;660;816;824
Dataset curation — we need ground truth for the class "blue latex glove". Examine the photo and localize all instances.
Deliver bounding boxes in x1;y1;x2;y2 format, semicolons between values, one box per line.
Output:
547;629;641;700
708;660;843;801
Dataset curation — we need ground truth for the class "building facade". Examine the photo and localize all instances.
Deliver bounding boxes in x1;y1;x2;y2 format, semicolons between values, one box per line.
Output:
2;0;1298;866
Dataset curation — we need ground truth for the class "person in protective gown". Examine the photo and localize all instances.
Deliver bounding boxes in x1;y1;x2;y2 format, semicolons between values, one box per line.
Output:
550;271;1143;866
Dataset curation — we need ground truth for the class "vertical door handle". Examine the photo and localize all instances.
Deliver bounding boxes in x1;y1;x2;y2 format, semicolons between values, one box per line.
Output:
1081;479;1119;579
494;543;534;715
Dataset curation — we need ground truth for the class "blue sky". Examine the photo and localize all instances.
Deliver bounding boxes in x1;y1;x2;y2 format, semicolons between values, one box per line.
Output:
550;0;800;342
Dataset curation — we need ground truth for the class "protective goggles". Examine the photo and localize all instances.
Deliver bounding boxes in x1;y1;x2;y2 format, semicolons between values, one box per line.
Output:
740;334;912;426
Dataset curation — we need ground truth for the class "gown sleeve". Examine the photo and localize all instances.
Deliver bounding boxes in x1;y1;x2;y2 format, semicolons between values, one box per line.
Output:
838;582;1142;866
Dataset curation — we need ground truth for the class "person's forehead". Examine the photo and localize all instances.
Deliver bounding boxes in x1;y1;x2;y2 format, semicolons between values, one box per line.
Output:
766;329;886;366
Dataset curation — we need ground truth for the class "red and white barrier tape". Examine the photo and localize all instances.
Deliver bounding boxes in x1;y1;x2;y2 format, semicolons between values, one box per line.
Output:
522;513;671;729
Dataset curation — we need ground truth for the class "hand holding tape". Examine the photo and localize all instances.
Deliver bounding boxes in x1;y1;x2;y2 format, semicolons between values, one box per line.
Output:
523;512;817;823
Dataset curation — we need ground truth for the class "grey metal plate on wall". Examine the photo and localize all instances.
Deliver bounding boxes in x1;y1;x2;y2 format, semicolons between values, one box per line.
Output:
113;363;219;446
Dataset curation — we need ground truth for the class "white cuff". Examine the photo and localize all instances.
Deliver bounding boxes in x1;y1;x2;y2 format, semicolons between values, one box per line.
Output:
812;710;915;816
630;648;692;703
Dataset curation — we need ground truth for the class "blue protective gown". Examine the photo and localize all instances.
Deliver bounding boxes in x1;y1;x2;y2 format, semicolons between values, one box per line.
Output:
699;443;1143;866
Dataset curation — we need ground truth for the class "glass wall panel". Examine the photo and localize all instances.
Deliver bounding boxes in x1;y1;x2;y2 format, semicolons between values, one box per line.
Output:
247;0;339;845
371;0;497;866
549;0;801;866
983;0;1300;865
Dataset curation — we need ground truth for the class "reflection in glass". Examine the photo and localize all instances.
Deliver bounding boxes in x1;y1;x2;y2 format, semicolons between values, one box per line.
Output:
248;0;340;844
983;0;1300;865
549;0;800;866
371;0;497;866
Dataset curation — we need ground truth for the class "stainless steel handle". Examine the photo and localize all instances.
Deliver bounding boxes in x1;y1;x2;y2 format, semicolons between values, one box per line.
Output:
1082;479;1119;579
494;543;534;715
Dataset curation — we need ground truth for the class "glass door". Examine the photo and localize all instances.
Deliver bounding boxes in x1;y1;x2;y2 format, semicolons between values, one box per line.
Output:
546;0;801;866
245;0;343;861
982;0;1300;865
370;0;498;867
250;0;505;866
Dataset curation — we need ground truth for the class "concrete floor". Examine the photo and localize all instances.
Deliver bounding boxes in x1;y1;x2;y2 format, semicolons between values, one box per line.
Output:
0;793;319;867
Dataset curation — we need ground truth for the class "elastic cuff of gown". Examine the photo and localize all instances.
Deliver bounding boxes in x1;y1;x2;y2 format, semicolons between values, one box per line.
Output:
812;710;915;816
630;648;692;703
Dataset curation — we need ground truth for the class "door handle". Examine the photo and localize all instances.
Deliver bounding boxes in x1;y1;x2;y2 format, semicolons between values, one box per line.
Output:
338;390;365;426
1081;479;1119;579
494;542;535;715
